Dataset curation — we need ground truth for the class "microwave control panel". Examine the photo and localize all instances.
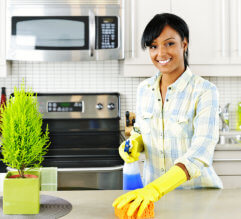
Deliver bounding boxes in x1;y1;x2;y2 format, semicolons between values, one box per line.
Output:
96;16;118;49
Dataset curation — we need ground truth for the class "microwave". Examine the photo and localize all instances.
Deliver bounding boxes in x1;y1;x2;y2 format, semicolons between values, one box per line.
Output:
6;0;125;62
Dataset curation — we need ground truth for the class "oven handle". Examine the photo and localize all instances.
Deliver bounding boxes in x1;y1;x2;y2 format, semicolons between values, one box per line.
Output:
58;165;123;172
89;9;95;57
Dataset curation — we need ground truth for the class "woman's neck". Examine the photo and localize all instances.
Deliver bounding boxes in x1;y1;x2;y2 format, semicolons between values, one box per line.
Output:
161;66;186;88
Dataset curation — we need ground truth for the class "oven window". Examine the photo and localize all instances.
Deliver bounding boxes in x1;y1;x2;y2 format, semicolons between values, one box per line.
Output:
12;17;89;50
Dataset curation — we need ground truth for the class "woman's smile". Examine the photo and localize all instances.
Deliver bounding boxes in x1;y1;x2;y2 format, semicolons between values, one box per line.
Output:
156;58;172;65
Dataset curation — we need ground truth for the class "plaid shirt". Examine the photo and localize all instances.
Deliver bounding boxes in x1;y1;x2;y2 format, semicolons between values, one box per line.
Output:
133;67;223;189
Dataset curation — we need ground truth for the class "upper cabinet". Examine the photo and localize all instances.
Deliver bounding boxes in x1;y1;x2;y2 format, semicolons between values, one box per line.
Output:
123;0;241;77
172;0;241;65
0;0;10;77
172;0;229;65
123;0;171;77
230;0;241;64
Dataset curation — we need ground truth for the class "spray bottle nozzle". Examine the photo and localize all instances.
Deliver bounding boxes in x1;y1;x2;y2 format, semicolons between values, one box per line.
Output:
124;139;131;154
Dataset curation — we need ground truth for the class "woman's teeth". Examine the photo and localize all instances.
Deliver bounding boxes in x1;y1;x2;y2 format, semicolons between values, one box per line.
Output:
158;58;171;64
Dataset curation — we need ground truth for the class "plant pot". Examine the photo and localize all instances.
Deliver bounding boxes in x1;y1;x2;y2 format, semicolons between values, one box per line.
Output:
3;170;40;215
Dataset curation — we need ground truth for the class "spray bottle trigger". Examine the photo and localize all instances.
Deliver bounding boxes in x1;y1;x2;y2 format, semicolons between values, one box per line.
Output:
124;139;132;154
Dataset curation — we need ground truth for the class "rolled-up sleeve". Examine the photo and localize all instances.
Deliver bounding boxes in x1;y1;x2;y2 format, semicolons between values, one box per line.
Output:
174;85;219;179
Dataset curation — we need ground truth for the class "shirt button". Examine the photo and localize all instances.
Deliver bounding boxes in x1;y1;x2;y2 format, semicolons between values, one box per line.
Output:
152;88;154;91
160;168;164;172
168;87;171;90
166;99;169;102
158;98;161;101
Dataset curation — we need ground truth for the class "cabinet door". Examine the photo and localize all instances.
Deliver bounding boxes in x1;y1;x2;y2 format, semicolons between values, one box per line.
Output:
230;0;241;64
172;0;230;64
123;0;171;77
0;0;8;77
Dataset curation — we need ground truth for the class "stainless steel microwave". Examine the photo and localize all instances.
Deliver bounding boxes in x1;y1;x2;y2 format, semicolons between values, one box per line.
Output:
6;0;125;61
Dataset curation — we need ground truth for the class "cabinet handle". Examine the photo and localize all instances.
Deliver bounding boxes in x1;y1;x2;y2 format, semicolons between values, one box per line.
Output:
238;0;241;56
221;0;227;57
131;0;135;57
89;10;95;57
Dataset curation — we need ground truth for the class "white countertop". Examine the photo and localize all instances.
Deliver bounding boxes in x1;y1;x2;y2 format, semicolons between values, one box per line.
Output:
1;189;240;219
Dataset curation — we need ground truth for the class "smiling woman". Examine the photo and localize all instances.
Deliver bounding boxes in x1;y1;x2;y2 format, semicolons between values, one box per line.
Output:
113;13;222;218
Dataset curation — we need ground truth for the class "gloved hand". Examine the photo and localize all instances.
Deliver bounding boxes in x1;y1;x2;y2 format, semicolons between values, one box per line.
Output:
119;133;144;163
113;165;187;217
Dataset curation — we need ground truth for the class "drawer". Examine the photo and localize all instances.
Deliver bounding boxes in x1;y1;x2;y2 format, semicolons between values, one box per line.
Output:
214;150;241;159
213;159;241;175
219;175;241;189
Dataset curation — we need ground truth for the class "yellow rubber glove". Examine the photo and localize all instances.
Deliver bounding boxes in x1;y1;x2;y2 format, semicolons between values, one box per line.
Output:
113;165;187;217
119;133;144;163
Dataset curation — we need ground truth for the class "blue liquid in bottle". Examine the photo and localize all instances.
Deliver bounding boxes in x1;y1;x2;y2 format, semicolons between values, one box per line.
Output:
123;171;143;190
123;140;143;190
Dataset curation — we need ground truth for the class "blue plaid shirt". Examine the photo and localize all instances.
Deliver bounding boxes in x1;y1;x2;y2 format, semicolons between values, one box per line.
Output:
132;67;223;189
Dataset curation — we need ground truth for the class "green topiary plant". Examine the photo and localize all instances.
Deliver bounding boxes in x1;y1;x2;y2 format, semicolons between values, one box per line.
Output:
0;84;50;178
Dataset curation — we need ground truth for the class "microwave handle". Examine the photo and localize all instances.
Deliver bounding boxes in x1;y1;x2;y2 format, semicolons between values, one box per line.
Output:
89;10;95;57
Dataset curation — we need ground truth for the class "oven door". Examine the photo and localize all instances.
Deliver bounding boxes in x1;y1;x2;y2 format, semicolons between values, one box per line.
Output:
6;3;124;61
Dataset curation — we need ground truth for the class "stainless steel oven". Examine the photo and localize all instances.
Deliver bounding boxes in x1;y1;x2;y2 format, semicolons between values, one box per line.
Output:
37;93;123;190
6;0;125;61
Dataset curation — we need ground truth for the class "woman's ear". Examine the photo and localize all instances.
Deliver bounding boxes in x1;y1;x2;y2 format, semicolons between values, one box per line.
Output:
182;37;188;51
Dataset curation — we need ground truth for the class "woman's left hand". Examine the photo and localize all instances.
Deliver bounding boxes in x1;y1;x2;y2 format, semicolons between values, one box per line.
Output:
112;186;159;217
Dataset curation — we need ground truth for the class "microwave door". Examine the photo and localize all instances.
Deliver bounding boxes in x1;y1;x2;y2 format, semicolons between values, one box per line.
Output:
7;16;93;62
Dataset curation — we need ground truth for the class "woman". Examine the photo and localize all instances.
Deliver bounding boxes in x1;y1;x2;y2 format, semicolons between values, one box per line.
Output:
113;13;223;217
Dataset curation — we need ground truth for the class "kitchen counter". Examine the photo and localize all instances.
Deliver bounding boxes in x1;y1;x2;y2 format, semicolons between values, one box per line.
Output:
1;189;240;219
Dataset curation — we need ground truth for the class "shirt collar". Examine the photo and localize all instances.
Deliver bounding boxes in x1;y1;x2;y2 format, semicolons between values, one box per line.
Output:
150;67;193;92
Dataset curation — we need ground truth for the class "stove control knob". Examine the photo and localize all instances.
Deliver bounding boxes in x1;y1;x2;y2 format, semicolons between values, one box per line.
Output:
107;103;115;110
96;103;103;110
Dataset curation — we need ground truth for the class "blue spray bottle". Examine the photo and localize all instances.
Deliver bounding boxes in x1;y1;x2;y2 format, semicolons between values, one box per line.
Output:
123;139;143;190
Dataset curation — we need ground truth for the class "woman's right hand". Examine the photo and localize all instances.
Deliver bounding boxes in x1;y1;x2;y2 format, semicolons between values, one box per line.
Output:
118;134;144;163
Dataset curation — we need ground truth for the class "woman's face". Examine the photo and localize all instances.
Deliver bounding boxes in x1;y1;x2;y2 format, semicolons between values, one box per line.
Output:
149;25;188;76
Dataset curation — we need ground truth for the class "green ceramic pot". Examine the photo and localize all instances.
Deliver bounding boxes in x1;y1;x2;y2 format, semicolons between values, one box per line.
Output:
3;170;40;215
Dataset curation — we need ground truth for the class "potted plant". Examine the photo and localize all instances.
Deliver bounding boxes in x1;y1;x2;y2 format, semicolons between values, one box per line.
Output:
0;84;50;214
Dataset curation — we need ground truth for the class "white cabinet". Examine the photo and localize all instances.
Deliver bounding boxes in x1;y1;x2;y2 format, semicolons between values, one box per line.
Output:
230;0;241;64
123;0;171;77
123;0;241;77
172;0;229;65
172;0;241;65
213;145;241;189
0;0;10;77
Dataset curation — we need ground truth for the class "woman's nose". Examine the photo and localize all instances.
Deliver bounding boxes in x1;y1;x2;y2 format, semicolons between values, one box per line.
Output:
156;46;167;56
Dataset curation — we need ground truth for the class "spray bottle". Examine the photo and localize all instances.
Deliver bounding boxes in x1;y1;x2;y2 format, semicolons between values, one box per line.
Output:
123;139;143;190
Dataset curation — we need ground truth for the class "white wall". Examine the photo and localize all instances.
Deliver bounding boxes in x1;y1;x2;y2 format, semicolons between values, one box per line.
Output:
0;61;239;131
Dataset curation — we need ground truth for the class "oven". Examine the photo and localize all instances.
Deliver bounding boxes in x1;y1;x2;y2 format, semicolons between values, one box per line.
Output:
37;93;124;190
6;0;125;61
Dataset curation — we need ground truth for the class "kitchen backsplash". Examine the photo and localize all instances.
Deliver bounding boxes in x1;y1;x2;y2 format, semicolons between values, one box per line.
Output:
0;60;239;131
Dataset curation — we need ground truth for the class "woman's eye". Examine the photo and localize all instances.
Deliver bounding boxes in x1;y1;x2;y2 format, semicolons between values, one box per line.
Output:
166;42;174;47
150;45;157;49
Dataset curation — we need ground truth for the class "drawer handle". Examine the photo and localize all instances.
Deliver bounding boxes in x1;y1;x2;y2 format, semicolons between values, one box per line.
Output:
58;165;123;172
214;159;241;162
